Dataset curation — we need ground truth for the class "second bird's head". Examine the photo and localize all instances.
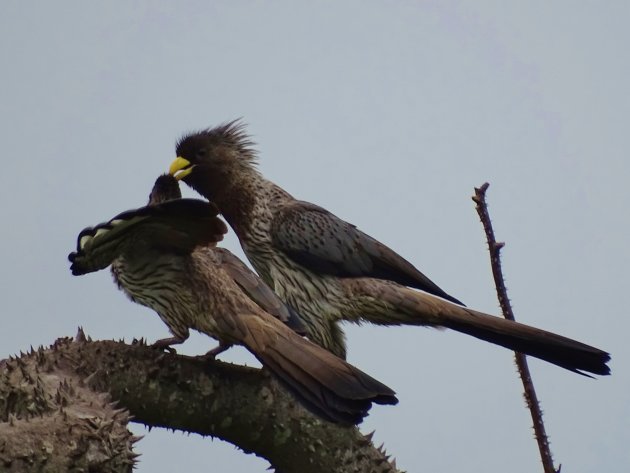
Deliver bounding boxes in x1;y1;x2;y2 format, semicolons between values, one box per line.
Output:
169;119;257;203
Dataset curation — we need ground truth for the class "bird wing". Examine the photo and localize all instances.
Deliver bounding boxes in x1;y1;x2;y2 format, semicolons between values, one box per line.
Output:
270;201;464;305
215;248;306;334
69;199;227;275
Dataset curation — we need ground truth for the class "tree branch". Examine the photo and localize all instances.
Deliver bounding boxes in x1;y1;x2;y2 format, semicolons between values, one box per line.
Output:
0;333;403;473
0;336;138;472
472;182;559;473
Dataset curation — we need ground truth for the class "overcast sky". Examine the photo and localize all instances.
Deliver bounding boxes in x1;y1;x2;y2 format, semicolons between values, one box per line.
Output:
2;2;628;472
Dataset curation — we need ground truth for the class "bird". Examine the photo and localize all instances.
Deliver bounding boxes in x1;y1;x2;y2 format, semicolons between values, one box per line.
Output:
68;174;398;425
168;120;611;376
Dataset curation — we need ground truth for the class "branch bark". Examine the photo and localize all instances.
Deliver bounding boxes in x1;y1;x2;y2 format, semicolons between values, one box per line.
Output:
0;332;402;473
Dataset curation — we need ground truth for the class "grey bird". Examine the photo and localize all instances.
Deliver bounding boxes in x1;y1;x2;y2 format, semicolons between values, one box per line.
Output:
168;120;610;376
68;174;398;425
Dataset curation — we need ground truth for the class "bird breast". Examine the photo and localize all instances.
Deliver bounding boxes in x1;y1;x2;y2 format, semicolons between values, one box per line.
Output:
111;253;216;337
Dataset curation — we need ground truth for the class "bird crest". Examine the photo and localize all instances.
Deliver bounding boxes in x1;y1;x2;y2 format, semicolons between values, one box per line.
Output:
176;119;258;169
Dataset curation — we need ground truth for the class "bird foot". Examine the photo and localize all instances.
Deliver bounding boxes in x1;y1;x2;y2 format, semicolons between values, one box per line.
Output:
151;336;186;354
196;343;232;361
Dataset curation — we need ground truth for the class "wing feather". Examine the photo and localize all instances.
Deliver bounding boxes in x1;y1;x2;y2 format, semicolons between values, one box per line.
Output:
69;199;227;275
271;201;463;305
216;248;306;333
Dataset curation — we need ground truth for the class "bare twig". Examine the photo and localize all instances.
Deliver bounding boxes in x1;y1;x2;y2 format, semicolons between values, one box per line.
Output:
472;182;559;473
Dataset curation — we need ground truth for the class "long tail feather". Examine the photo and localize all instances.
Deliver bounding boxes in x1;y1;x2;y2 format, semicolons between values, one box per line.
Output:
364;282;610;376
441;307;610;376
242;317;398;424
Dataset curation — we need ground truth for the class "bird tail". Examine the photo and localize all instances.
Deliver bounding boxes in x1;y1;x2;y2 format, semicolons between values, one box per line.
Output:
240;317;398;425
358;282;610;376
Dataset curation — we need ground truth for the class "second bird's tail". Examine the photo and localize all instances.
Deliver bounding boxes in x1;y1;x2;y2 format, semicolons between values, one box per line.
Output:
241;316;398;425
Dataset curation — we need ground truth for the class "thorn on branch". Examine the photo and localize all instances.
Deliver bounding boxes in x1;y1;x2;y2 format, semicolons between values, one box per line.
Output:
75;327;87;343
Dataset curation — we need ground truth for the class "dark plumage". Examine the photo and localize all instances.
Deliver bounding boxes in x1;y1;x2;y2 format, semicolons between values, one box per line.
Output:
68;174;398;424
169;121;611;376
271;200;463;305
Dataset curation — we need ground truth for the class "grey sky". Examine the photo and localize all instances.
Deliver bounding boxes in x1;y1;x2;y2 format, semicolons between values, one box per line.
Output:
2;1;628;471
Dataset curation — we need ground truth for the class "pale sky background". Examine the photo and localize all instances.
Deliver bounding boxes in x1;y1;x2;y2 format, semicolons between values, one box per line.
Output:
1;2;628;472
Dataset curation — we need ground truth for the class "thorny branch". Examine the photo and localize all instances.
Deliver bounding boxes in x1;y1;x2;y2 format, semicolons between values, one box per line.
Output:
472;182;559;473
0;332;402;473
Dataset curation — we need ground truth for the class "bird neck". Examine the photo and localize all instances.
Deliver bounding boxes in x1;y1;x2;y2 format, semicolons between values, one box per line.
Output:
216;176;261;235
227;180;296;248
189;166;281;238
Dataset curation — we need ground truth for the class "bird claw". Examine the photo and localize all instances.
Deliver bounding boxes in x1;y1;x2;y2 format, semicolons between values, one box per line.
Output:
150;336;185;354
196;343;232;361
151;343;178;355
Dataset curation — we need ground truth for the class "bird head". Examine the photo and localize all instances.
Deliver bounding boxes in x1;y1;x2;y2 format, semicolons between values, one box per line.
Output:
148;174;182;205
169;119;257;203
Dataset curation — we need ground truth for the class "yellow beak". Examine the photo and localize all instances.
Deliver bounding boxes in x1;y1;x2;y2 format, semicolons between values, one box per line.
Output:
169;157;193;181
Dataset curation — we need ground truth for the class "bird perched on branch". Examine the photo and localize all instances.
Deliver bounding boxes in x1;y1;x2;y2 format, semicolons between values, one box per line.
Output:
168;120;610;376
68;174;398;424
